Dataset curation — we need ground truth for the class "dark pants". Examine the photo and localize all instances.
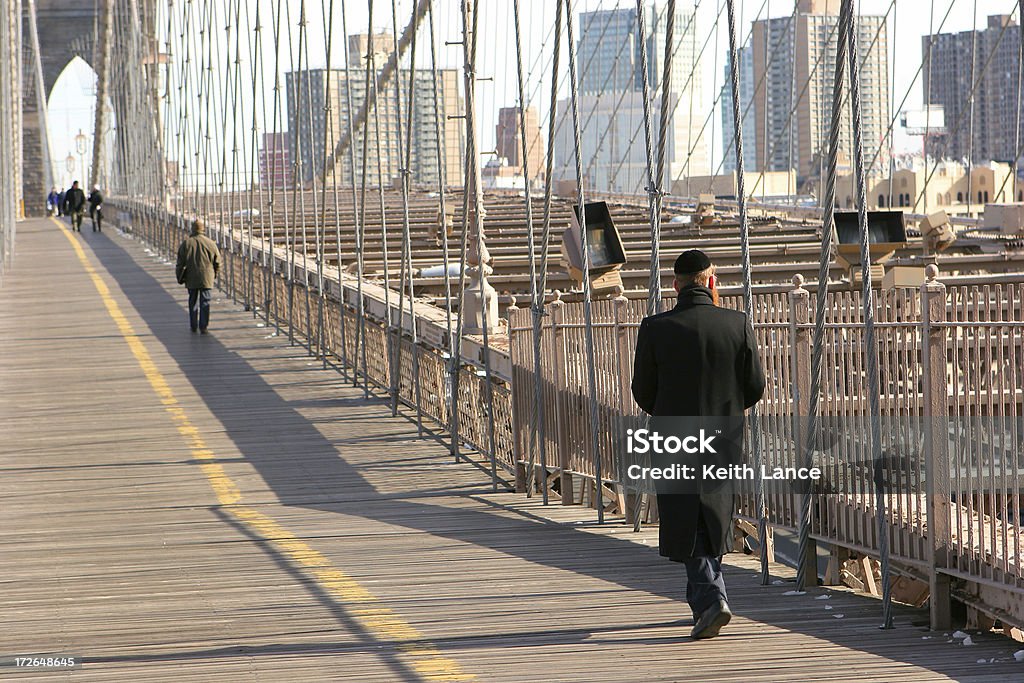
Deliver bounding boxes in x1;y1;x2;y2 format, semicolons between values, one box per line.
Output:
684;516;728;616
69;210;83;231
188;288;211;331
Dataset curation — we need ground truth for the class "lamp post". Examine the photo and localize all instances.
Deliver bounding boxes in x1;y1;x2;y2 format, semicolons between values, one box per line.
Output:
65;154;75;187
74;129;87;187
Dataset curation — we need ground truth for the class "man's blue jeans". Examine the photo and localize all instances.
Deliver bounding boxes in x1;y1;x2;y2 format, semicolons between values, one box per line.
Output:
188;288;211;331
684;518;728;616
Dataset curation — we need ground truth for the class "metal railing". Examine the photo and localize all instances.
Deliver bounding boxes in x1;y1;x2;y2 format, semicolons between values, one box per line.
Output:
116;198;1023;632
507;273;1024;630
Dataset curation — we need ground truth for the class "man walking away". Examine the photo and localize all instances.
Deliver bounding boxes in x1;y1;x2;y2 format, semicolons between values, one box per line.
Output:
631;249;765;640
62;181;86;232
87;186;104;232
175;219;221;334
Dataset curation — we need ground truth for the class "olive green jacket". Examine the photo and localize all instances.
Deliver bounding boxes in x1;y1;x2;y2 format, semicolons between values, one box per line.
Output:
175;233;221;289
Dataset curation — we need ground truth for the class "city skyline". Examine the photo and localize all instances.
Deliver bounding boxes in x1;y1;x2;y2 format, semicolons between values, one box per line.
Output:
44;1;1021;193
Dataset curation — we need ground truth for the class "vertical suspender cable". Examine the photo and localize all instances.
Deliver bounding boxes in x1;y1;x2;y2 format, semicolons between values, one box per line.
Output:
512;0;541;497
636;1;660;317
298;0;323;361
564;0;605;522
296;1;317;355
450;0;487;470
390;0;421;429
247;0;265;321
655;0;675;229
284;0;299;344
355;0;375;396
1016;0;1024;201
923;0;935;213
427;1;455;440
966;0;978;216
725;0;767;583
370;49;395;394
463;0;500;491
797;0;850;595
339;0;365;388
268;0;286;336
886;4;896;209
845;0;893;630
528;0;565;504
319;0;336;370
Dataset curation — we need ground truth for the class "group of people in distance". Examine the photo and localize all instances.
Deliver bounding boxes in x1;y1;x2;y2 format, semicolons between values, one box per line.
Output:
47;181;103;232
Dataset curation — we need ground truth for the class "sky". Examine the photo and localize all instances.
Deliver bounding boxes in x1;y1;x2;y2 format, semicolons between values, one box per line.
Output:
45;0;1019;192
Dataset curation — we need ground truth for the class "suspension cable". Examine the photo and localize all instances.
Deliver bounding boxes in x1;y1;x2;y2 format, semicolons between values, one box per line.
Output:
724;0;768;583
845;0;893;630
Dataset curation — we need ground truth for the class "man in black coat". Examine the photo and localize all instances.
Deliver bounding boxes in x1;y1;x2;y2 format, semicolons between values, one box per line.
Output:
631;249;765;639
87;186;104;232
62;181;87;232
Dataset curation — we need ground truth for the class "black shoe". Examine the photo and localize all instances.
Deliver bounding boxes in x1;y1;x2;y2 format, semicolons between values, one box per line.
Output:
690;600;732;639
199;328;208;335
191;327;198;333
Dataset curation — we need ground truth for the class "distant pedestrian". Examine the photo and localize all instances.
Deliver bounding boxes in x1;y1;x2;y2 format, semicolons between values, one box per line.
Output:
46;187;59;216
87;186;104;232
62;181;86;231
175;219;221;334
57;188;66;216
631;249;765;640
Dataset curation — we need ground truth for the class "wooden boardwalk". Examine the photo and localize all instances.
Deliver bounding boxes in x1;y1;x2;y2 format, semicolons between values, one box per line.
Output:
1;217;1022;681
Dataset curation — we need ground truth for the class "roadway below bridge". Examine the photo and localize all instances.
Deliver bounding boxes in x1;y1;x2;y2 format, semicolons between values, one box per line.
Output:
1;217;1022;681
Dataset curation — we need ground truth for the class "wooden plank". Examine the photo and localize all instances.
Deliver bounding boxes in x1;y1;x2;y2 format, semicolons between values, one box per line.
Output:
2;218;1024;681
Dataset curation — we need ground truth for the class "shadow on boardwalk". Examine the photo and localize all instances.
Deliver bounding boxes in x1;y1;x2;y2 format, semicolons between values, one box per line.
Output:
81;226;1019;680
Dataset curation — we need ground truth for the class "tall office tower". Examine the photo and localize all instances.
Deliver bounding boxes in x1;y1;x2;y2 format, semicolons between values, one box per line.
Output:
924;14;1024;164
720;45;757;173
495;106;543;177
286;34;464;188
751;0;889;183
554;2;705;194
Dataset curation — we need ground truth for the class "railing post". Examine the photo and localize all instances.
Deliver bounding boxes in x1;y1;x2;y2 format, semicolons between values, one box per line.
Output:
508;297;528;493
548;292;573;504
921;263;951;630
790;275;816;582
613;290;638;524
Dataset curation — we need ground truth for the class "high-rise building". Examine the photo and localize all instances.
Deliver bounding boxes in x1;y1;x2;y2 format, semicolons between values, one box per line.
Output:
495;106;543;176
348;33;395;70
286;34;464;188
751;0;889;182
259;132;291;190
554;2;706;194
720;45;756;173
923;14;1024;164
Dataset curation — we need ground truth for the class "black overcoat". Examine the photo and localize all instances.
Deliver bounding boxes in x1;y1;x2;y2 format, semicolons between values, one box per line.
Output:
630;285;765;561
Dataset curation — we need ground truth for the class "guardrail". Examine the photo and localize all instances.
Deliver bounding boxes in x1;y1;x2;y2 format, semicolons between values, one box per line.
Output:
114;197;1023;633
112;198;517;481
507;274;1024;632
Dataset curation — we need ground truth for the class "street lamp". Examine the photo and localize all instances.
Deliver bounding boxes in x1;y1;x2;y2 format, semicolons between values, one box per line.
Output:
75;129;88;187
65;153;75;185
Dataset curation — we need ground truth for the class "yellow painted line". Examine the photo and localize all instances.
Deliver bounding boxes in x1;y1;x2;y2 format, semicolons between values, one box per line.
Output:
54;219;473;681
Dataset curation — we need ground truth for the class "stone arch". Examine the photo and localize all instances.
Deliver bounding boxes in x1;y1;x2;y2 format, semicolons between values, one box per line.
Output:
21;2;100;215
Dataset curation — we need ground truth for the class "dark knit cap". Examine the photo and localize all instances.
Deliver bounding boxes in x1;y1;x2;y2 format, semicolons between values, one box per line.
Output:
674;249;712;275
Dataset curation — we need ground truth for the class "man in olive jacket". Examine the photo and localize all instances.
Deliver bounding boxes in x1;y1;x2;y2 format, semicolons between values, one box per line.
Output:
631;249;765;640
175;219;221;333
